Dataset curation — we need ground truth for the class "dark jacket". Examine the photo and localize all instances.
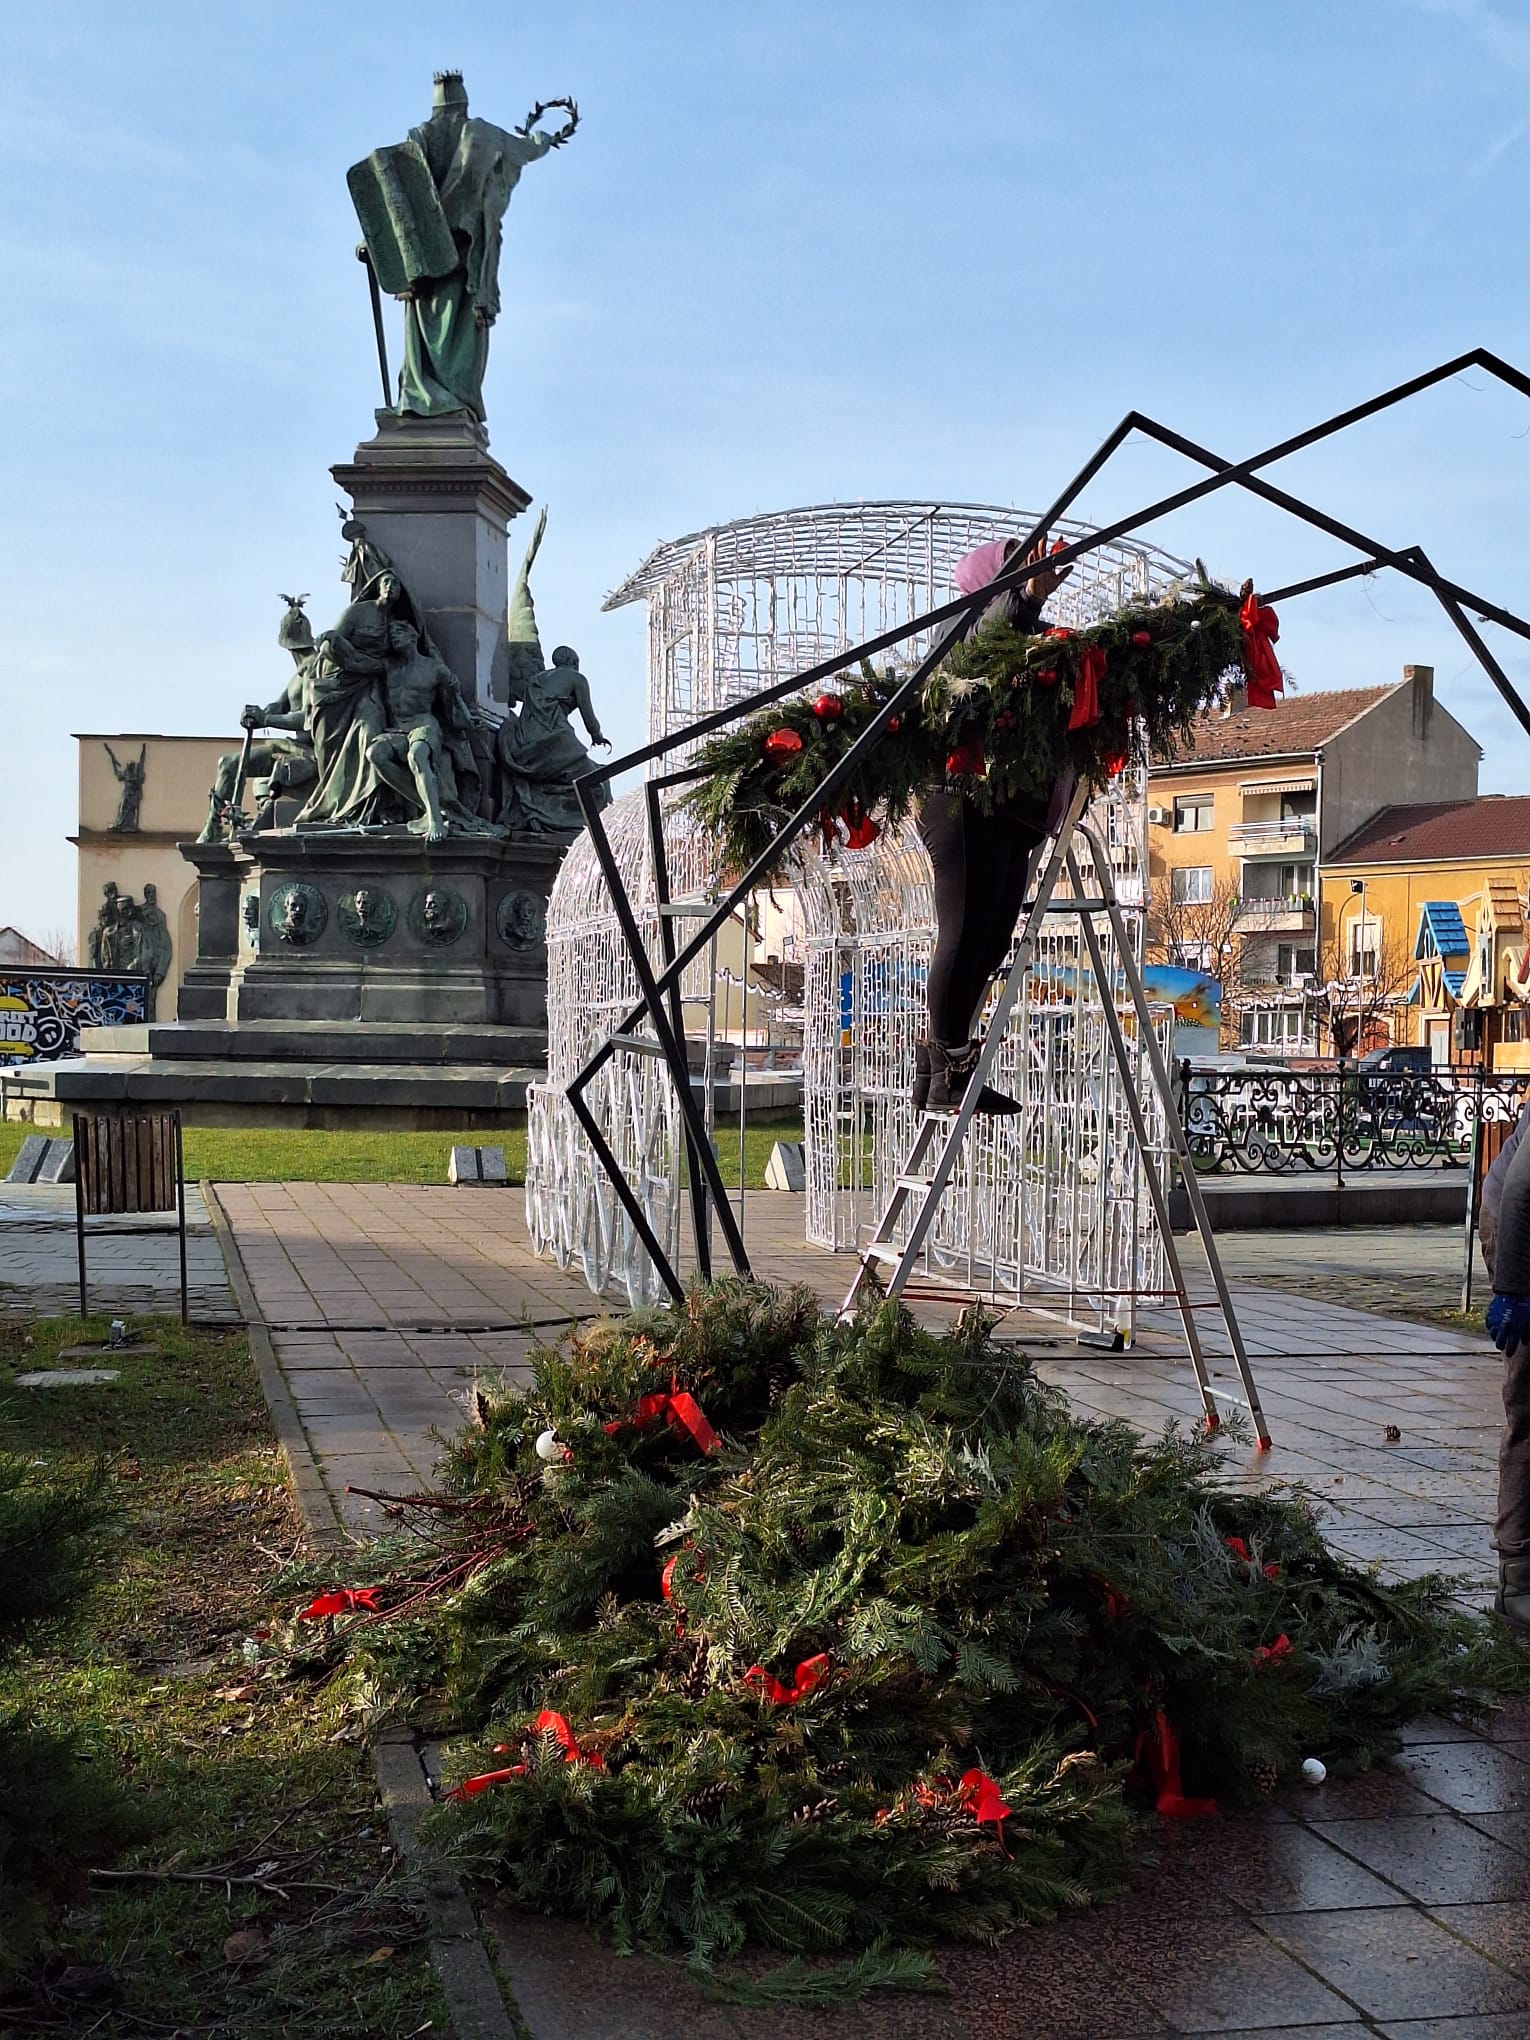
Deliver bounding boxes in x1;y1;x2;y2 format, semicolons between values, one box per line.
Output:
1481;1101;1530;1281
1491;1107;1530;1293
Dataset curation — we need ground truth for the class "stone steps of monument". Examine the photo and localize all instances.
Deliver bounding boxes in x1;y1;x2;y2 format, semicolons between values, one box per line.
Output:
79;1022;549;1066
2;1055;549;1130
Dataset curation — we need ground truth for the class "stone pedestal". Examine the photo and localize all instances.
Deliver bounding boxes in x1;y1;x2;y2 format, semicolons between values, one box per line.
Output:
176;840;243;1021
331;412;530;709
199;829;562;1029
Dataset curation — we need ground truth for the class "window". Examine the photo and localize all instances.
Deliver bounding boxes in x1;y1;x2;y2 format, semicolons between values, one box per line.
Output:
1242;862;1314;902
1173;794;1214;833
1169;941;1215;973
1276;943;1316;982
1348;913;1381;978
1170;866;1214;904
1240;1004;1311;1049
1280;792;1317;821
1503;1010;1525;1045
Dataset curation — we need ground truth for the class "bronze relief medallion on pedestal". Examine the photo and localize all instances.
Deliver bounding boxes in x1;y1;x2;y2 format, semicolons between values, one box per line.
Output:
408;886;468;947
339;887;398;947
267;882;328;947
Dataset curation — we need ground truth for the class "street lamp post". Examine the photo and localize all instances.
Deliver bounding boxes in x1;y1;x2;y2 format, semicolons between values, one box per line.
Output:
1337;877;1369;1058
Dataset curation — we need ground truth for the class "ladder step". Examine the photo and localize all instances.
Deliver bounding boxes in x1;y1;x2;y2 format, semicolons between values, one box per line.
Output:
606;1032;668;1058
895;1174;933;1192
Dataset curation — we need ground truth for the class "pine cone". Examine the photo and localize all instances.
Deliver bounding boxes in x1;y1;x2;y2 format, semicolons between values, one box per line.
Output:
1248;1758;1278;1797
680;1638;710;1700
765;1355;793;1408
683;1778;730;1820
791;1795;839;1824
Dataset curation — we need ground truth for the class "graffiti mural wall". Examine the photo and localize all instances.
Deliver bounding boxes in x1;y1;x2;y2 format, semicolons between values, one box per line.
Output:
0;971;148;1067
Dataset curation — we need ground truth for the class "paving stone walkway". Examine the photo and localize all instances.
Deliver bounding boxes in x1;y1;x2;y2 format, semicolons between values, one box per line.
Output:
204;1183;1530;2035
0;1180;238;1321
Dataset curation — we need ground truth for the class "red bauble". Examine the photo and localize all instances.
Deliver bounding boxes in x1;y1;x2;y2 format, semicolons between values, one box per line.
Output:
813;693;845;722
763;728;804;760
996;710;1016;731
1131;630;1152;647
886;716;901;734
1036;668;1059;688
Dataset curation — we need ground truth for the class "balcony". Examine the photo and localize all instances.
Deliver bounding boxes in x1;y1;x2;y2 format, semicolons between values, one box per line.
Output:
1230;818;1318;856
1237;893;1316;934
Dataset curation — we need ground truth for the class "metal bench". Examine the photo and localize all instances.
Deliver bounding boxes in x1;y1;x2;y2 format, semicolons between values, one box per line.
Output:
72;1110;188;1324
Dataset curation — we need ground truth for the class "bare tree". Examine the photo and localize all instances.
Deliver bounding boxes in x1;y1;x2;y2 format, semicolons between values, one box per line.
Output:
1307;925;1413;1057
38;926;77;967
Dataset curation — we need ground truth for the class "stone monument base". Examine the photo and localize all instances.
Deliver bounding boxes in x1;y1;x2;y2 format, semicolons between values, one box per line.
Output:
180;828;562;1028
1;1016;547;1130
2;829;564;1130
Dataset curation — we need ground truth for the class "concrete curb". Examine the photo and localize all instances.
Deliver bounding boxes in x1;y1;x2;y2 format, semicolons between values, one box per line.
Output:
375;1727;523;2040
203;1182;528;2040
202;1182;347;1551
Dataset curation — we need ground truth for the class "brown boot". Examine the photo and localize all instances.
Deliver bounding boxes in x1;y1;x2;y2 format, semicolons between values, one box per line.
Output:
926;1039;1022;1117
1497;1557;1530;1639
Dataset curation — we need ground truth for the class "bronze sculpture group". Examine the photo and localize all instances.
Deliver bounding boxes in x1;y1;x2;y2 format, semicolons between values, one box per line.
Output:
199;514;608;847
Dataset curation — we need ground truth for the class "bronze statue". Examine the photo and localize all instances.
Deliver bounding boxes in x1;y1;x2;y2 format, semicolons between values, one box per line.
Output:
105;743;146;833
198;598;320;842
348;72;577;422
495;509;610;836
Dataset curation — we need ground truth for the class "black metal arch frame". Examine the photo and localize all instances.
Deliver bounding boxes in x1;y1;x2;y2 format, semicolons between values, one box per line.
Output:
567;347;1530;1305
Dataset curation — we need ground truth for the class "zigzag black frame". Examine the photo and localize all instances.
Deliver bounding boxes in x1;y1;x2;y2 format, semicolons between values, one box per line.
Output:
567;348;1530;1303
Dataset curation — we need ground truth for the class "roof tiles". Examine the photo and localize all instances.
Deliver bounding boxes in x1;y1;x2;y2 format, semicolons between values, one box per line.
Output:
1151;684;1394;767
1330;797;1530;866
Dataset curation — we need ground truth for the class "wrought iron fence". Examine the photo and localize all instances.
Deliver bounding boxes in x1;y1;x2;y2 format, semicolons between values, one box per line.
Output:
1176;1062;1527;1176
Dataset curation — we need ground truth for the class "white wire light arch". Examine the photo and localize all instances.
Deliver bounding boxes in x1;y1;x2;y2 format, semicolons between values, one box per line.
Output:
528;502;1192;1316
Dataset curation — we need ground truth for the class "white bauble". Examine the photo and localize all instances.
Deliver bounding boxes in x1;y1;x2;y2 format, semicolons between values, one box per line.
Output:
1300;1757;1327;1787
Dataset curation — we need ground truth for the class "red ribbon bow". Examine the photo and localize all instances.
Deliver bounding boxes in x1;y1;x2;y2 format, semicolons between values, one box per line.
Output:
1239;589;1283;710
297;1587;381;1621
840;799;882;850
743;1653;829;1705
957;1768;1011;1830
604;1389;719;1455
946;739;986;779
448;1710;605;1801
1225;1536;1282;1580
1253;1633;1293;1669
1137;1709;1217;1819
1068;644;1107;732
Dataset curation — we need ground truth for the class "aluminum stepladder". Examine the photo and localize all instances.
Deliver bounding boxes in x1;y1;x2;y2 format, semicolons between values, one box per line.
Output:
840;786;1272;1447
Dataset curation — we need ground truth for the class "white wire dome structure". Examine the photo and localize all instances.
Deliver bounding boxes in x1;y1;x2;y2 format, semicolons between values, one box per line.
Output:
529;501;1194;1316
604;500;1196;747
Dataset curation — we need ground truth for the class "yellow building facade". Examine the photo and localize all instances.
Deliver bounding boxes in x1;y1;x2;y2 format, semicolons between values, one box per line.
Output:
1146;666;1481;1053
1324;797;1530;1070
74;733;237;1016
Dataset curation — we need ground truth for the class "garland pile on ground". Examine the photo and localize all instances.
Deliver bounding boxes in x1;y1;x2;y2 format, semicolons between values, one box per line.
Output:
317;1281;1524;1980
686;579;1248;876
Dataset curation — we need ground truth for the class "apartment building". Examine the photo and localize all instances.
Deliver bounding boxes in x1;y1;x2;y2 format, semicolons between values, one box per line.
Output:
1147;664;1481;1051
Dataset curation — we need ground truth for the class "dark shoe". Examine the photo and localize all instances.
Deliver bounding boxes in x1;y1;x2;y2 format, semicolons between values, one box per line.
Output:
912;1040;932;1113
926;1039;1022;1117
1497;1557;1530;1638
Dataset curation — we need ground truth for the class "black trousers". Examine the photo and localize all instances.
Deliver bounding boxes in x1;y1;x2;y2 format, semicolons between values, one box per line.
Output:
917;788;1050;1047
1499;1344;1530;1557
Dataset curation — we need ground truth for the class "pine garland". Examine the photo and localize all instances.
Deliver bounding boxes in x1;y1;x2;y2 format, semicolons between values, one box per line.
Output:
326;1283;1527;1984
685;579;1248;877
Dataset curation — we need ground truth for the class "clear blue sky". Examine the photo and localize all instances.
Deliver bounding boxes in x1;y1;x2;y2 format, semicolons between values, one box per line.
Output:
5;0;1530;942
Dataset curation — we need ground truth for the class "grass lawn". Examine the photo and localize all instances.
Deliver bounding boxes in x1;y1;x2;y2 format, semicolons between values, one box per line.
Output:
0;1117;804;1190
0;1313;449;2037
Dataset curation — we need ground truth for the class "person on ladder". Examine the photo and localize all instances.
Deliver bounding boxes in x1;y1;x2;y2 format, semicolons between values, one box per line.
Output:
914;534;1074;1116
